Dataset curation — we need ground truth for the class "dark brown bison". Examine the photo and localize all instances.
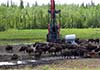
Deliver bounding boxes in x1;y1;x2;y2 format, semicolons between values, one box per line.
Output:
66;44;77;50
77;46;88;58
34;49;42;59
86;50;96;58
61;49;72;59
95;38;99;44
11;54;19;60
88;38;99;44
26;47;34;55
54;43;63;54
95;47;100;52
85;43;97;52
88;39;95;43
61;43;67;49
5;45;13;53
98;52;100;57
71;49;79;59
19;45;27;53
34;42;49;54
75;38;88;44
48;46;56;55
48;43;63;55
41;45;50;54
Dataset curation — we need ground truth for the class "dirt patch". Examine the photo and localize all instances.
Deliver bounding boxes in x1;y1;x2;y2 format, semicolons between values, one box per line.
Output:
52;59;100;68
33;59;100;70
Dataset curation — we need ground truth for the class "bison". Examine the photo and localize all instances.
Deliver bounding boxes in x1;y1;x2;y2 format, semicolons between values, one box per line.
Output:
26;46;34;55
61;49;72;59
19;45;27;53
34;49;42;59
5;45;13;53
11;54;19;60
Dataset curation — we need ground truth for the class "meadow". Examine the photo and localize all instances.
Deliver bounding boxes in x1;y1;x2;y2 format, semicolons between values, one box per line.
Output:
0;28;100;45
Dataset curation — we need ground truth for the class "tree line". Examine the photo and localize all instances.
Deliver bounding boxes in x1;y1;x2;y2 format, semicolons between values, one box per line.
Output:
0;0;100;31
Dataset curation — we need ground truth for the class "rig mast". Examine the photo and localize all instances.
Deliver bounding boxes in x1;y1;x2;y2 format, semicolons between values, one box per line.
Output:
47;0;61;42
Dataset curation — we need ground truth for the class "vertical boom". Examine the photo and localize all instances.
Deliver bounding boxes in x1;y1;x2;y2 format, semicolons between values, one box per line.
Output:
47;0;61;43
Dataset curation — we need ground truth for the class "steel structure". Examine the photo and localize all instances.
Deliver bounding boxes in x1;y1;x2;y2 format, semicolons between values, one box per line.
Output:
47;0;61;42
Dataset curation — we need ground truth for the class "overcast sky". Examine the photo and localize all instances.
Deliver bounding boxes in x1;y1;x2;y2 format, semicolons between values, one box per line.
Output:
0;0;100;6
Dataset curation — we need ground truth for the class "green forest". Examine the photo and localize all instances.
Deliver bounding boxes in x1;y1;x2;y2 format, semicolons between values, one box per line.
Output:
0;0;100;31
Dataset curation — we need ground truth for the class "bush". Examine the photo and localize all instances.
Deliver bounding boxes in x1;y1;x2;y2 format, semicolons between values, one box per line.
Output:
0;24;7;31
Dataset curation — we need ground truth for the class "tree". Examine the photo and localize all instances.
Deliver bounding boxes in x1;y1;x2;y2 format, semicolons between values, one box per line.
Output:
20;0;24;9
26;2;30;7
7;0;9;7
35;1;38;6
91;1;95;6
10;0;13;7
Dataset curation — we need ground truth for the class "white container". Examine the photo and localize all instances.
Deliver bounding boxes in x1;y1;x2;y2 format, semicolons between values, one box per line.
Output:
65;34;76;43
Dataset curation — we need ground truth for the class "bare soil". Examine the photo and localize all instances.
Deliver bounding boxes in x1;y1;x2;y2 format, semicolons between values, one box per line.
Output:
33;59;100;70
0;45;31;61
0;45;100;70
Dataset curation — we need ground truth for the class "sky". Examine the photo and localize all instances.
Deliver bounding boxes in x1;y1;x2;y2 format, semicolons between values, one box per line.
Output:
0;0;100;6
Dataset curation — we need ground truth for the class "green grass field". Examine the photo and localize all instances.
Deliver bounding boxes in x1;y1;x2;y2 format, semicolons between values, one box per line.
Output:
0;28;100;45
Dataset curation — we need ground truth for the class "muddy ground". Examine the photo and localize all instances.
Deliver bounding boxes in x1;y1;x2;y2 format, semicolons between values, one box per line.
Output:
0;44;100;70
0;44;33;61
33;59;100;70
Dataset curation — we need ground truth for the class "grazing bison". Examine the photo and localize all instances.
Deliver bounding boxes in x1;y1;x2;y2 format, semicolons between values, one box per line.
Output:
11;54;19;60
85;43;97;52
34;49;42;59
34;42;50;54
26;46;34;55
48;46;56;55
54;43;63;54
41;44;50;54
67;44;77;50
77;46;88;58
75;38;88;45
88;39;95;43
88;38;99;44
62;49;72;59
95;38;99;44
19;45;27;53
98;52;100;57
71;49;79;59
19;45;34;55
75;38;80;44
87;50;96;58
95;47;100;52
61;43;67;49
48;43;63;55
5;45;13;53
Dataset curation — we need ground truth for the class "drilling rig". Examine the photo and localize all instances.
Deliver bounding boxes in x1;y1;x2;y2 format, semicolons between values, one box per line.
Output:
47;0;61;43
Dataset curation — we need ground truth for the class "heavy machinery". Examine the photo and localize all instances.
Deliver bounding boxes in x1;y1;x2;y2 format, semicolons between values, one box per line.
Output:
47;0;61;43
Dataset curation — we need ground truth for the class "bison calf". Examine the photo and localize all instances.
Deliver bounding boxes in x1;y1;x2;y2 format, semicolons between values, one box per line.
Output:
5;45;13;53
11;54;19;60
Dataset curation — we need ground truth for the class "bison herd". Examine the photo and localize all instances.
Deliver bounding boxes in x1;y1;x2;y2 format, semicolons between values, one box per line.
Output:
5;38;100;60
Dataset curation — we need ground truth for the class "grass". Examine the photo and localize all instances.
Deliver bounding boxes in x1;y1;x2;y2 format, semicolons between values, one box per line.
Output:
33;66;100;70
3;67;100;70
0;29;47;40
1;66;100;70
0;28;100;45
